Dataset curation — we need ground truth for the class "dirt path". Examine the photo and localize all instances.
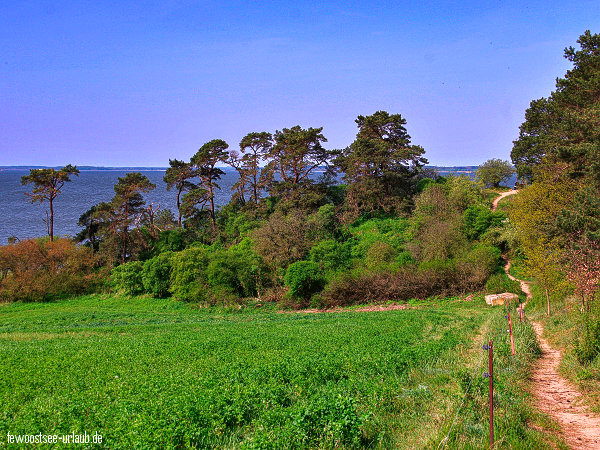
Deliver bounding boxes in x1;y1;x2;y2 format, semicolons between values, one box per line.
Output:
491;189;518;211
531;321;600;448
494;190;600;447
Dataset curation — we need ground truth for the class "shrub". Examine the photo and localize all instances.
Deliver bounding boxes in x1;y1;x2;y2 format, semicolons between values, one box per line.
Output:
461;244;502;275
142;252;173;297
575;316;600;364
308;239;353;277
484;273;522;295
365;241;397;270
284;261;326;302
0;238;104;302
463;206;507;240
205;240;268;299
111;261;144;295
169;246;210;301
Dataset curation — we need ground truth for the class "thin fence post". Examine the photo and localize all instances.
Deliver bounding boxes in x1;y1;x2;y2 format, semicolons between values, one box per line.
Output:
488;340;494;448
508;312;515;356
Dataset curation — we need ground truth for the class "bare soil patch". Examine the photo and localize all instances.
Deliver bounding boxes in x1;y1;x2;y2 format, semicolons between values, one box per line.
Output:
277;303;413;314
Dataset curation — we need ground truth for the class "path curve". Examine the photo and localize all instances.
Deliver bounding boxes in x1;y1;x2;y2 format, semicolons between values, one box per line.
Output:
494;191;600;448
492;189;518;211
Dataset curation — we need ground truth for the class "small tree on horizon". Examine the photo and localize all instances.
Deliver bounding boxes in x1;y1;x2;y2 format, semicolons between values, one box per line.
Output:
21;165;80;241
476;159;515;188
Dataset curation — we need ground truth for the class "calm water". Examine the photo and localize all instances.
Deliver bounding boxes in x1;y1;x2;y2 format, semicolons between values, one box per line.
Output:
0;169;240;244
0;168;516;244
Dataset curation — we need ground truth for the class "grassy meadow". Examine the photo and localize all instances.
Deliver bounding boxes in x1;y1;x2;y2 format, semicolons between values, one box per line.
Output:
0;294;562;449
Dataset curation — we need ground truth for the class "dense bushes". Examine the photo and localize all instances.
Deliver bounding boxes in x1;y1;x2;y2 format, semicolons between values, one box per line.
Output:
284;261;326;302
319;262;492;308
169;246;211;301
111;261;144;295
142;252;173;297
0;238;104;302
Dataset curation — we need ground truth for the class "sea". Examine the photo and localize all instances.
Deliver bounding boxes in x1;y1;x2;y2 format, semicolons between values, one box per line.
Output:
0;167;517;244
0;168;240;244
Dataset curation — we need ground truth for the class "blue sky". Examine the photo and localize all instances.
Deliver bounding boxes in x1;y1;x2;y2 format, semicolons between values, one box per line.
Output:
1;1;599;166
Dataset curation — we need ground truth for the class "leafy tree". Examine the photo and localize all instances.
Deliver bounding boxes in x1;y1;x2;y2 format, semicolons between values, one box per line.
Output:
111;173;156;263
191;139;229;229
21;165;79;241
75;203;110;252
511;31;600;184
475;159;515;188
163;159;199;227
511;98;556;181
228;132;273;205
335;111;427;220
263;126;332;202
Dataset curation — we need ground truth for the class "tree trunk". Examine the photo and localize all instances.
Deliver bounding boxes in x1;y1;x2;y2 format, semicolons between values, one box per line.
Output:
49;197;54;241
209;182;215;229
122;203;129;264
177;188;182;228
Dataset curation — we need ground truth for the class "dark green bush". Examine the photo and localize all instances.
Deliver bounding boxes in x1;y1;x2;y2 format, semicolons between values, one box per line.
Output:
284;261;326;301
111;261;144;295
142;252;173;297
169;246;210;301
153;230;187;254
308;239;353;276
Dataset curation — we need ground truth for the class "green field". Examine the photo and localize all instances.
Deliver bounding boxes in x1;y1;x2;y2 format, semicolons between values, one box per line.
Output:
0;295;556;448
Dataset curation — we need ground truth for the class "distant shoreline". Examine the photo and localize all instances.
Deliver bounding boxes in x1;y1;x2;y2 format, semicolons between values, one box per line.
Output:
0;165;480;172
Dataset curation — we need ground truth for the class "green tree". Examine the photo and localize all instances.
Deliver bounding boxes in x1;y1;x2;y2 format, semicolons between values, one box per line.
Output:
335;111;427;220
163;159;199;227
111;173;156;263
475;159;515;188
231;132;273;205
510;98;557;182
511;31;600;184
21;165;80;241
263;126;331;202
191;139;229;229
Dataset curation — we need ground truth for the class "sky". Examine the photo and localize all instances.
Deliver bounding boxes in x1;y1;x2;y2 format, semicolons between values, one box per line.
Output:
1;1;600;167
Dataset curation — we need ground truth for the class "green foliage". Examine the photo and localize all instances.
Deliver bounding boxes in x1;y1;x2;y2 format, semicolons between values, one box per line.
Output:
349;217;411;258
475;159;515;188
461;244;502;274
484;273;523;295
206;242;265;299
335;111;427;221
284;261;326;302
111;261;144;296
169;246;210;301
365;241;397;270
575;314;600;364
308;239;354;277
463;205;507;240
149;229;187;256
142;252;173;298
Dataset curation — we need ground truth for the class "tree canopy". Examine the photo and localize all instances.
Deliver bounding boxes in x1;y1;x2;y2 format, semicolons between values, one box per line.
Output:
21;164;80;241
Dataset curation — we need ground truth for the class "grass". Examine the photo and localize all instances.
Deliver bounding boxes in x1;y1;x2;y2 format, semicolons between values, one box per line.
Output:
0;294;559;448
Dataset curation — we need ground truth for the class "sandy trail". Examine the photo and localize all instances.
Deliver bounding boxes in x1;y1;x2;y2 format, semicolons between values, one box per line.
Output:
495;191;600;448
491;189;518;211
530;321;600;448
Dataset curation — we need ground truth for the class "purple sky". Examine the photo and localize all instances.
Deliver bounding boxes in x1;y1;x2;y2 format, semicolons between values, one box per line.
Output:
2;1;599;167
